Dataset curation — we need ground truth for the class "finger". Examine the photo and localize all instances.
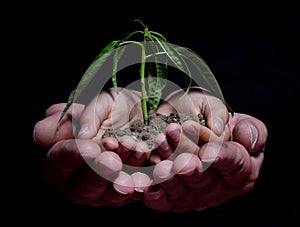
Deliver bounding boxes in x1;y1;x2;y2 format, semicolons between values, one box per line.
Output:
73;152;126;205
89;171;135;206
101;136;119;151
182;120;231;146
33;112;75;147
172;153;202;176
78;88;142;140
93;151;123;178
77;91;112;139
45;103;68;116
173;153;218;192
152;160;174;184
90;151;134;203
44;139;101;186
162;88;229;136
153;133;173;160
165;123;200;157
160;89;198;114
131;172;152;194
125;141;150;167
115;135;136;163
156;101;176;116
199;141;247;172
152;160;189;200
45;103;85;119
34;103;86;147
148;150;162;164
200;94;229;136
165;123;181;149
199;141;259;190
113;171;135;195
232;115;268;152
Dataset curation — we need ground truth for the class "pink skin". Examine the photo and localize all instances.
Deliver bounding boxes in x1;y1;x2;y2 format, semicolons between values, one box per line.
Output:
33;89;152;206
33;87;268;210
150;87;232;163
142;90;268;212
76;87;150;167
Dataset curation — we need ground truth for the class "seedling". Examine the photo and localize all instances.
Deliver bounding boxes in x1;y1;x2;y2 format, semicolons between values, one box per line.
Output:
57;19;233;129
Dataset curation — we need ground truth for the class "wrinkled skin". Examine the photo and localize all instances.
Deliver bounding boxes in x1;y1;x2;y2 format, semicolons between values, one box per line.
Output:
33;87;268;210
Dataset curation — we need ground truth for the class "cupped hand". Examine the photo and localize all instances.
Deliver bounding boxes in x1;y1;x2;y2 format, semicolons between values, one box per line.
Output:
33;87;268;211
143;112;268;212
148;87;231;163
33;97;152;206
77;87;151;167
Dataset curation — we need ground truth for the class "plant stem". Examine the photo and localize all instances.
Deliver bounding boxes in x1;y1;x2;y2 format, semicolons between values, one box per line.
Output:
140;44;148;125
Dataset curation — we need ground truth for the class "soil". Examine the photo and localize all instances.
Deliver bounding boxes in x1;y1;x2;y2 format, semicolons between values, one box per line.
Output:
102;111;206;151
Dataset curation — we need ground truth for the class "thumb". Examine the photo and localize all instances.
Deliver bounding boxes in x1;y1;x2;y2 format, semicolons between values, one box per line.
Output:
33;103;85;147
231;114;268;153
77;92;112;139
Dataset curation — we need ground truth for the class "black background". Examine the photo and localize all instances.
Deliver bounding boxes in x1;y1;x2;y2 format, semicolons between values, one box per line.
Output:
9;0;299;226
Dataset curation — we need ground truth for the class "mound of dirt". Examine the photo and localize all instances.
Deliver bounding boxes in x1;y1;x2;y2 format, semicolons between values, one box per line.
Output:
102;111;206;151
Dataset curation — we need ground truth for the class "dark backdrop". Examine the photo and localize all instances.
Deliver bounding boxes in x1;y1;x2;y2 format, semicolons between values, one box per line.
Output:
9;1;299;226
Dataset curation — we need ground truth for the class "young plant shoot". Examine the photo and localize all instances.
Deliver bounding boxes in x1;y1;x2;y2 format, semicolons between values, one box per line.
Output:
57;19;233;129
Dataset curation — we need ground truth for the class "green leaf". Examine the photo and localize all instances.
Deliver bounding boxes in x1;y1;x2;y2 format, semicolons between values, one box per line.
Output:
177;46;223;98
57;40;119;129
149;31;167;42
176;46;234;114
145;36;168;111
151;37;192;95
57;89;77;129
77;40;120;96
122;30;144;42
111;42;128;94
147;62;168;111
111;40;144;95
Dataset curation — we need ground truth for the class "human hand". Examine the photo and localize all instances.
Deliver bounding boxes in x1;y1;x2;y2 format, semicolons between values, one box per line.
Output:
34;87;267;211
148;87;231;163
76;87;152;167
33;88;152;206
142;88;268;212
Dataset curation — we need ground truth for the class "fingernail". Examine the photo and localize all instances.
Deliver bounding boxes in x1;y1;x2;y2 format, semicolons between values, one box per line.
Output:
213;117;224;135
78;123;88;137
248;123;258;150
184;125;197;135
169;128;180;140
159;140;169;151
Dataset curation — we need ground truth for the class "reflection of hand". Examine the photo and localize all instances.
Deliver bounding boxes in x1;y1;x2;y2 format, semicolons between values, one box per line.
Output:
142;88;268;212
33;91;152;206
